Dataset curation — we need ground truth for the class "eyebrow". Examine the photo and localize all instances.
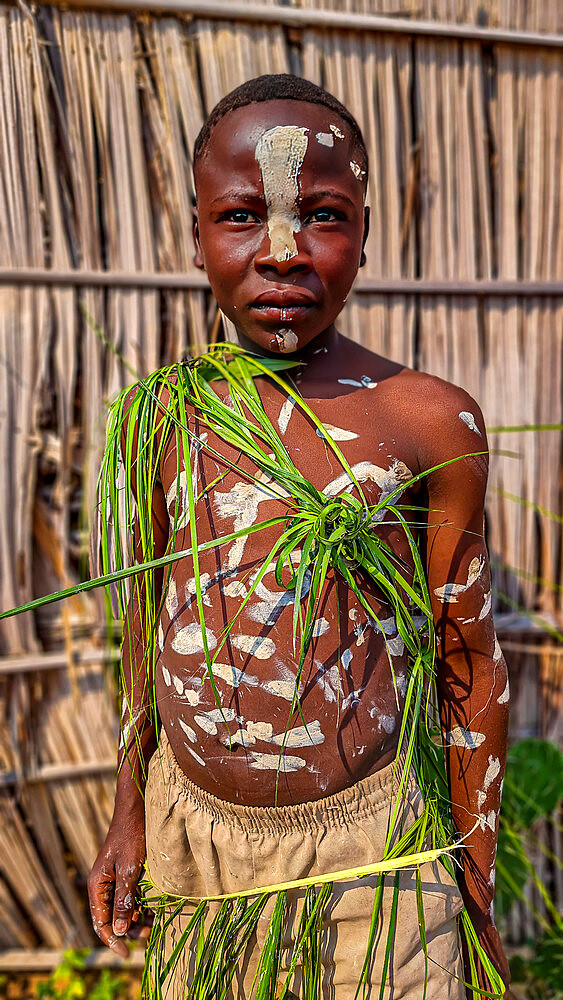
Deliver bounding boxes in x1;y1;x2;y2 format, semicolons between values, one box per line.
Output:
300;190;356;209
209;188;356;209
209;190;263;208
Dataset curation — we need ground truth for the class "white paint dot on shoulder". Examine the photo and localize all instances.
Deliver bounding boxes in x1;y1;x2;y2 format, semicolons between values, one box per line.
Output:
459;411;482;436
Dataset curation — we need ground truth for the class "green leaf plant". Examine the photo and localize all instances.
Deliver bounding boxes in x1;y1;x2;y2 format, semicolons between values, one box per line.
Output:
1;343;506;1000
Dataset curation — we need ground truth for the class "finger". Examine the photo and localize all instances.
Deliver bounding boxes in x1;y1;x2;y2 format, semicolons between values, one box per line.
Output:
112;861;142;937
88;865;119;949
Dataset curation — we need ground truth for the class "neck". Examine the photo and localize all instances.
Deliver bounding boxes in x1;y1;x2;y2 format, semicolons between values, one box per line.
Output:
235;325;340;374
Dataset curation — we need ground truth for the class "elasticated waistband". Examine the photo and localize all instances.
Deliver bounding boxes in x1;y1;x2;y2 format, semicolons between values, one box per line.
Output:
154;728;418;836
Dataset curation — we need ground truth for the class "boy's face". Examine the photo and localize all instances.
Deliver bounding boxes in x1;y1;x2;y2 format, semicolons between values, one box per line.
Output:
193;100;369;355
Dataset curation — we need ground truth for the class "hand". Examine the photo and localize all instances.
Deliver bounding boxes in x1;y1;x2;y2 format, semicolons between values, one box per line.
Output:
463;917;511;999
87;808;150;958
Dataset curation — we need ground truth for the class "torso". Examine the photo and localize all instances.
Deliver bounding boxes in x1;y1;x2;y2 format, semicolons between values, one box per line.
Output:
155;346;425;805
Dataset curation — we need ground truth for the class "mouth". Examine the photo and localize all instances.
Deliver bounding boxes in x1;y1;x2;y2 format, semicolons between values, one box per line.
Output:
250;289;316;321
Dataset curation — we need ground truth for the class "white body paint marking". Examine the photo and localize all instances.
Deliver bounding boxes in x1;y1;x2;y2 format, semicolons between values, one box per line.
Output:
231;634;276;659
312;617;330;637
214;473;288;571
484;755;501;791
445;726;487;749
202;708;237;724
186;573;212;606
209;661;259;689
488;868;496;887
179;719;197;743
172;623;217;656
318;664;344;703
395;672;408;697
278;396;296;435
246;561;310;626
459;411;482;436
380;714;396;734
194;714;218;736
493;635;502;662
478;590;492;620
158;622;164;651
184;688;200;706
185;744;206;767
434;556;485;603
341;687;365;710
246;721;274;740
223;580;248;599
386;635;405;657
254;125;308;262
316;131;334;147
323;459;412;502
316;423;359;442
337;375;378;389
270;720;325;748
262;678;298;700
478;810;497;833
341;648;353;671
162;665;171;686
350;160;366;180
165;578;178;620
330;124;345;138
119;709;143;749
477;790;486;810
172;674;184;695
227;729;256;747
248;752;306;772
497;676;510;705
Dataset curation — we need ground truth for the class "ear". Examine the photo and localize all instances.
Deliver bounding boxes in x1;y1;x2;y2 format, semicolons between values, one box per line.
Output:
192;209;205;270
360;206;370;268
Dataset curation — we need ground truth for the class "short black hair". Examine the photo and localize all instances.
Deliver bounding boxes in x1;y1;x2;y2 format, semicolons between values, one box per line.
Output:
193;73;368;188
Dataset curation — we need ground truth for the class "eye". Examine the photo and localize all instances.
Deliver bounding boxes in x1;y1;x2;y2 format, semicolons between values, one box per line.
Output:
218;209;261;224
304;207;345;223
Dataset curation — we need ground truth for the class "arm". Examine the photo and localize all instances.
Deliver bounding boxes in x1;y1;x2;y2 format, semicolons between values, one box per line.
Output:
422;388;510;993
87;418;169;956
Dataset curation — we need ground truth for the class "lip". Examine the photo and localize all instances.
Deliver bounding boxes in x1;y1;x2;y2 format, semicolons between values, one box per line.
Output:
251;288;317;307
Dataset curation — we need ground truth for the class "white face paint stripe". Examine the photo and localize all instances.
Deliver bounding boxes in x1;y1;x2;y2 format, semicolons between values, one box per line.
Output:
254;125;308;262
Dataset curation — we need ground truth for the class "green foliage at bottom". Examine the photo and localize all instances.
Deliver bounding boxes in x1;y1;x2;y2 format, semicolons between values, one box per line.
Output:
34;951;126;1000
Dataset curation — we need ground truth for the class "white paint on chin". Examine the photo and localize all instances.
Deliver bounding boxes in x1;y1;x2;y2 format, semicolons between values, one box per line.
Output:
274;329;299;353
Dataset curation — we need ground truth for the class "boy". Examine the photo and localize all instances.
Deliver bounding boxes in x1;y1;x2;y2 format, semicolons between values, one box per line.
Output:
88;75;510;998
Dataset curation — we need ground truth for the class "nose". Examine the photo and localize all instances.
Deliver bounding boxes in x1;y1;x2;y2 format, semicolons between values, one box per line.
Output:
254;232;313;277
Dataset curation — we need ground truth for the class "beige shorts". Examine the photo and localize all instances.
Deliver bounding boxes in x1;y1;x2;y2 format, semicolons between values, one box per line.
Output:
145;731;465;999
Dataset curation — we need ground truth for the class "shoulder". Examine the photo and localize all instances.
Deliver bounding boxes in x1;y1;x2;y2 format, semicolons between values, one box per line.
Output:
385;369;488;492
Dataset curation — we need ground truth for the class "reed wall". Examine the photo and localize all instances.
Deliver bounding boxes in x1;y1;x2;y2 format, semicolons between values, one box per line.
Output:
0;0;561;956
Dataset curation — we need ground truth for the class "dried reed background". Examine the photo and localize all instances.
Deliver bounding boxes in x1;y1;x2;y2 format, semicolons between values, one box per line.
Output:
0;0;561;958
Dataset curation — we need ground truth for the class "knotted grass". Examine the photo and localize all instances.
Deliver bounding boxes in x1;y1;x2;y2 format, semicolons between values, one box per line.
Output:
0;343;505;999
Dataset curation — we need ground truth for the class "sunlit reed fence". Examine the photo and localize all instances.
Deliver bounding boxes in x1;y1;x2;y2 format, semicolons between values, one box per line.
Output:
0;0;561;964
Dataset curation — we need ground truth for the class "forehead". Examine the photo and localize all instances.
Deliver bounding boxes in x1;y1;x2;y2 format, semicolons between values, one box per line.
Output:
195;100;363;201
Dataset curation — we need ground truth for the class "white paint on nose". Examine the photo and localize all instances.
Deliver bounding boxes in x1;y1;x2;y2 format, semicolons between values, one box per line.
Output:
255;125;309;262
